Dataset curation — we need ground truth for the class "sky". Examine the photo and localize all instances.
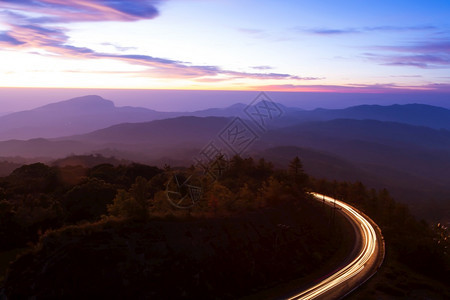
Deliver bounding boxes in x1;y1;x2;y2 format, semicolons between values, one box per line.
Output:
0;0;450;111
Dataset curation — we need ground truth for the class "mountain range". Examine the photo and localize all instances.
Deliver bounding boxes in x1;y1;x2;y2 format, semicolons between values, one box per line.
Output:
279;103;450;130
1;95;449;140
0;95;285;140
0;95;449;221
0;95;175;140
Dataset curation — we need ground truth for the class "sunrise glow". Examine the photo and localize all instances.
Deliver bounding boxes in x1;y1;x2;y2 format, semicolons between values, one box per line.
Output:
1;0;449;93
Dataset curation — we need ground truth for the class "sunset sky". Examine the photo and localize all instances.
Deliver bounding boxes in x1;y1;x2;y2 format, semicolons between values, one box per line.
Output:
1;0;449;90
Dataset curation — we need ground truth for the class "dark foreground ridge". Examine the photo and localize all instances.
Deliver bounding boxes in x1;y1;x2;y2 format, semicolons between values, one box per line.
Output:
0;156;448;299
3;202;351;299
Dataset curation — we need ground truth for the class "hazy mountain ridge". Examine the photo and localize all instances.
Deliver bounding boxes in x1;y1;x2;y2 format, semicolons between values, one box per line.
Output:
1;115;449;186
1;95;450;141
0;96;265;140
264;119;450;150
63;116;450;220
66;116;230;146
261;120;450;186
0;95;449;220
0;95;179;140
279;103;450;130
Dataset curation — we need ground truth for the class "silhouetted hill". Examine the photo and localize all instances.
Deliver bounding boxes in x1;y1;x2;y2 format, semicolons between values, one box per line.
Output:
2;116;449;189
0;116;231;161
1;95;449;141
4;203;349;299
268;119;450;149
0;96;283;140
262;120;450;184
258;120;450;220
278;104;450;130
69;116;230;146
0;95;178;140
256;145;449;220
0;110;448;220
65;117;450;205
186;103;248;117
189;102;299;118
328;104;450;130
37;95;115;111
257;146;376;182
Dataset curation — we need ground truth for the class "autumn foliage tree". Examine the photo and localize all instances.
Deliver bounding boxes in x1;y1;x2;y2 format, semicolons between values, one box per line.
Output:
107;176;150;220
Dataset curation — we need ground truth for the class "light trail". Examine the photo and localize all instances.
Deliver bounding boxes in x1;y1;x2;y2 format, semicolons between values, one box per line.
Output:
287;193;381;300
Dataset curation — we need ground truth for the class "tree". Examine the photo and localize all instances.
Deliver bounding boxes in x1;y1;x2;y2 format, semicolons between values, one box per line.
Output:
261;176;284;205
255;158;274;181
288;156;307;187
206;182;234;213
107;177;150;220
108;190;131;218
8;163;59;193
124;164;161;185
63;178;116;223
235;183;257;210
88;164;117;184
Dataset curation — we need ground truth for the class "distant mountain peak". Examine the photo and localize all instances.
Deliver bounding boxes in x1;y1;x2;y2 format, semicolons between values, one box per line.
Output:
38;95;115;111
225;103;247;109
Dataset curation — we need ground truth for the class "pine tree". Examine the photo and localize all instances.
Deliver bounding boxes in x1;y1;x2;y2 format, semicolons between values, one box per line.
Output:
288;156;307;187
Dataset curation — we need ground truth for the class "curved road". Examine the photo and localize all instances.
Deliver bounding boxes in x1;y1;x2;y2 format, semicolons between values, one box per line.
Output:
286;192;385;300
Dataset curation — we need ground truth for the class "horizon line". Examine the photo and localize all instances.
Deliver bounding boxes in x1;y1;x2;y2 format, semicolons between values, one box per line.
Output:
1;86;450;94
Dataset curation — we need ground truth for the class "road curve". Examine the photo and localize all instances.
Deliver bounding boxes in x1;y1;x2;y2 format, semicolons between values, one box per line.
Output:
287;192;385;300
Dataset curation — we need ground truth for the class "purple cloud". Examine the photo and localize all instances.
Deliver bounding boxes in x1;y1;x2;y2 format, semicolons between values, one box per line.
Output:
377;41;450;53
0;0;313;82
223;71;321;80
252;66;274;70
102;0;159;18
390;75;422;78
0;21;310;80
308;28;358;35
0;0;161;22
383;57;450;68
364;25;437;32
101;43;137;52
299;25;437;36
368;40;450;68
0;32;25;46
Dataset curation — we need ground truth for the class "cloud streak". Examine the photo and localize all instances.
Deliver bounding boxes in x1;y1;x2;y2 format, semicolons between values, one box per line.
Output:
305;28;358;35
295;24;450;69
0;0;161;23
0;31;25;46
253;83;450;93
367;40;450;68
298;25;437;36
0;1;313;82
376;41;450;53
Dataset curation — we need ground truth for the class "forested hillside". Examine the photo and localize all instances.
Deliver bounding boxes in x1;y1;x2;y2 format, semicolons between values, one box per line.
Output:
0;156;448;298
